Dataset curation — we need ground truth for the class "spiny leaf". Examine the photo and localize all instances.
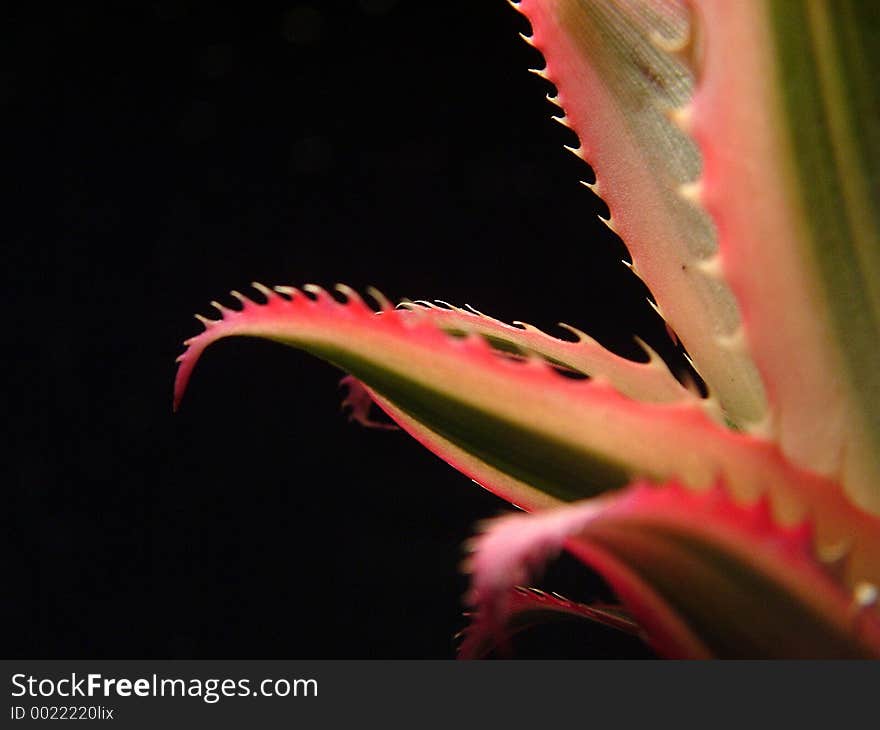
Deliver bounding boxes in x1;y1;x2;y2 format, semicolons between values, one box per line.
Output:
398;299;717;416
175;283;880;588
687;0;880;513
512;0;768;427
466;481;880;658
176;282;625;508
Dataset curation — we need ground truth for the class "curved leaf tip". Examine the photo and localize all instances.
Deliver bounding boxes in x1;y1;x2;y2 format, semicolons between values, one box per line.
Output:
173;281;880;587
173;282;389;412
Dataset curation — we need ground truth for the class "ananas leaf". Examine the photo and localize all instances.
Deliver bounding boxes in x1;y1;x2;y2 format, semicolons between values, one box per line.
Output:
513;0;768;427
175;283;880;588
467;481;880;658
687;0;880;513
398;299;715;413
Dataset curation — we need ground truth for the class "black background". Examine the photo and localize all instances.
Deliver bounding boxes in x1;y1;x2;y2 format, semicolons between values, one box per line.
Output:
5;1;679;658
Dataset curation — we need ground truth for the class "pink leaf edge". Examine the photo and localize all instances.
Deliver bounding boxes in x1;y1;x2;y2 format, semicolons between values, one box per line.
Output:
457;585;640;659
465;481;880;658
173;283;880;587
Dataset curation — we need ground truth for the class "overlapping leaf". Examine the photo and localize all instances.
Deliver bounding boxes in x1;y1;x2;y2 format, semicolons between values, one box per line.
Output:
467;481;880;658
172;0;880;658
175;285;880;588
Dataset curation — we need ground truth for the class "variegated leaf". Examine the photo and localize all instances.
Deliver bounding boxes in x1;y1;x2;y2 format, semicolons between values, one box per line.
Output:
175;284;880;588
513;0;768;427
467;481;880;658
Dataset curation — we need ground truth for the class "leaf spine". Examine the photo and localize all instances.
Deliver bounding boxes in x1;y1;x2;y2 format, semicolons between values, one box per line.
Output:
551;114;572;130
646;297;664;319
464;303;487;317
598;214;617;234
334;283;367;307
556;322;589;343
716;326;748;353
648;27;698;72
666;103;693;135
273;285;302;300
679;179;703;206
743;413;775;440
302;283;329;299
817;540;852;582
695;254;723;280
250;281;275;300
563;144;585;160
229;290;251;307
854;582;879;610
365;286;393;312
433;299;463;314
632;335;663;366
511;320;541;333
579;179;600;195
